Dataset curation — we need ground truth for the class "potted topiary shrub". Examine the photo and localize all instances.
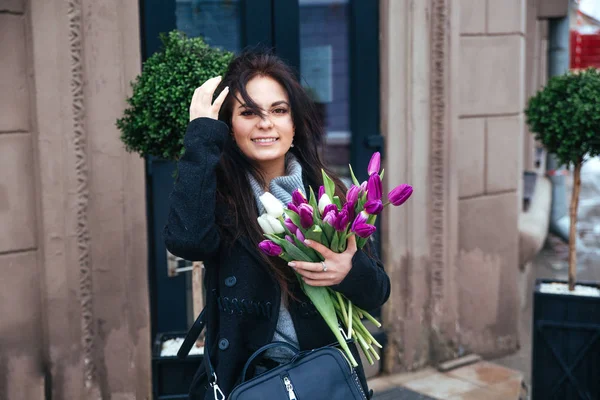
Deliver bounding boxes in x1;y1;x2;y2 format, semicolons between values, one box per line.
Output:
117;30;233;160
117;30;233;400
525;68;600;400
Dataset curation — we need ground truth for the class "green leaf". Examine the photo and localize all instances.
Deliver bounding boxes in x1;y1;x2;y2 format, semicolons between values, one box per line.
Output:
330;231;340;253
348;164;360;186
285;210;302;231
322;169;336;199
308;187;320;218
266;234;313;262
301;283;358;367
332;196;342;209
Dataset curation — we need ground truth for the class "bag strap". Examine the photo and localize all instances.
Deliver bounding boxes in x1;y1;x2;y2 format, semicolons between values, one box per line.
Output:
177;307;206;359
239;341;299;383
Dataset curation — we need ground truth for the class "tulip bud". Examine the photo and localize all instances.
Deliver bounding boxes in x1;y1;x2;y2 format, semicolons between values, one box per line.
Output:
323;204;338;216
366;174;382;202
287;203;299;214
342;202;355;221
258;240;283;257
259;192;284;218
364;199;383;215
292;189;307;206
368;152;381;176
334;208;350;232
350;211;369;232
318;185;325;200
388;184;413;206
257;214;275;235
353;223;377;238
285;235;295;244
298;203;314;229
284;218;297;232
323;210;338;227
346;185;360;205
295;228;305;242
318;193;332;213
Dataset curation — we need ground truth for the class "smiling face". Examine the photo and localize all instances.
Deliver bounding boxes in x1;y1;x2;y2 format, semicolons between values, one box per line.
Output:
231;76;295;177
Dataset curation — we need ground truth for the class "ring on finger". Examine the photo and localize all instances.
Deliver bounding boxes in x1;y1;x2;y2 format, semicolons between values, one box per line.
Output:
321;261;327;272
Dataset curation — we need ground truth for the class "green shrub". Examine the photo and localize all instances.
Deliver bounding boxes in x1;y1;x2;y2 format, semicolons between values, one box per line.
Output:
525;68;600;167
525;68;600;289
117;31;234;160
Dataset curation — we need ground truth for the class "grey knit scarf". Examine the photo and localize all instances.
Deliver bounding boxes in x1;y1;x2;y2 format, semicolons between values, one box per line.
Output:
247;153;305;215
247;153;303;362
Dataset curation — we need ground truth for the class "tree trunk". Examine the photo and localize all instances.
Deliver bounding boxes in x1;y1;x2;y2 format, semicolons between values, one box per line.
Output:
568;160;583;291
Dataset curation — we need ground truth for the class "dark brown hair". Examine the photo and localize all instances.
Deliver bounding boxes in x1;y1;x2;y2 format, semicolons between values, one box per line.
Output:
213;49;347;301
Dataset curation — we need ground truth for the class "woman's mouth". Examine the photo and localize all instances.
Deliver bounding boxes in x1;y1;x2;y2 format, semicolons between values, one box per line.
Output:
251;137;279;144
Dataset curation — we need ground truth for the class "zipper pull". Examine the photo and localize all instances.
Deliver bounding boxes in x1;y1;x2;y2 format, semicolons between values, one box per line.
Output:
283;376;298;400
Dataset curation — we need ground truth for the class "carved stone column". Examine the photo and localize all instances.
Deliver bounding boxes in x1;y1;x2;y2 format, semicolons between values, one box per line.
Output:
29;0;151;397
380;0;460;372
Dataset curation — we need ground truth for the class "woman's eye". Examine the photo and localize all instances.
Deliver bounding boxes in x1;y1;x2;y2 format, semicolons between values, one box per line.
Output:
273;108;288;114
240;110;254;116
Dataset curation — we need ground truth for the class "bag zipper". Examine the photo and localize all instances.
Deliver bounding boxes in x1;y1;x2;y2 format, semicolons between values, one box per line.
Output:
282;376;298;400
335;348;368;399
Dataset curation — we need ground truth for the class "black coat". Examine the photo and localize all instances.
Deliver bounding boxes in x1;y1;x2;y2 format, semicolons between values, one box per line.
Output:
164;118;391;399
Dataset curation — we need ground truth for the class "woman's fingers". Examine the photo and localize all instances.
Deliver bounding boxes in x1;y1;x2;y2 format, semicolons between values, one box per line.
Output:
189;76;223;121
212;86;229;116
304;239;333;258
345;234;358;254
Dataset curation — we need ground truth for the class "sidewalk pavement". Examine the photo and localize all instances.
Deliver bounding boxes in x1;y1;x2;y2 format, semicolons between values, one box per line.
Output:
369;361;526;399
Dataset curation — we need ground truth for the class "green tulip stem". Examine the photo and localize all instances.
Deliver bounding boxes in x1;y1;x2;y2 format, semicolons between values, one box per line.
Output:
347;301;353;339
336;292;349;326
356;307;382;328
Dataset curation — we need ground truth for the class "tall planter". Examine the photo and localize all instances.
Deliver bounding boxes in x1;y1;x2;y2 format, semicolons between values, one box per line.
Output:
532;280;600;400
525;69;600;399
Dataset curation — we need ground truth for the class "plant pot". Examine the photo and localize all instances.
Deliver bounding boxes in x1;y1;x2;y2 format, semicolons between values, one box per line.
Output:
152;332;204;400
531;279;600;400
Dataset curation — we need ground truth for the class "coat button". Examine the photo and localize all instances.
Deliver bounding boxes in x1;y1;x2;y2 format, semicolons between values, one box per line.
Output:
225;276;237;287
218;338;229;350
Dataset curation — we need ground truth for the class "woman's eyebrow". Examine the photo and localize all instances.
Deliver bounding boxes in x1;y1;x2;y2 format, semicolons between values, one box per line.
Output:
271;101;289;107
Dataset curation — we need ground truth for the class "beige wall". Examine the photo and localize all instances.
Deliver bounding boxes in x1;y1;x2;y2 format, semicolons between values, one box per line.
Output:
456;0;525;357
0;0;151;398
0;2;46;398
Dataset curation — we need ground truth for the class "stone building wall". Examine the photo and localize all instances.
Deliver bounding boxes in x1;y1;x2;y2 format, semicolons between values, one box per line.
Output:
0;1;46;399
0;0;151;398
455;0;526;357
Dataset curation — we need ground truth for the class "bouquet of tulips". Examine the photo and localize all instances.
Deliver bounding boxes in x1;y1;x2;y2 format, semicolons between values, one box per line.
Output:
256;152;412;367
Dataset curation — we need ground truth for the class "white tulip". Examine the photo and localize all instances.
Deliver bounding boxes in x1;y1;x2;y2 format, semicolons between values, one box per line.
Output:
318;193;332;213
257;214;285;235
259;192;285;218
264;214;285;234
257;214;275;234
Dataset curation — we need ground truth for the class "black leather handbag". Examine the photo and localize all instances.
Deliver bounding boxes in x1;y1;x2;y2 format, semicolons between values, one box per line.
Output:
178;310;370;400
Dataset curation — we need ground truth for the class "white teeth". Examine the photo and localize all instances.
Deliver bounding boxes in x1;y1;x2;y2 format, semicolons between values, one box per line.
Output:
252;138;278;143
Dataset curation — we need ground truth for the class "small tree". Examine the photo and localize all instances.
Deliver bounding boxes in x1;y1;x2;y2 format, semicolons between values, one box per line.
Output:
525;68;600;290
117;31;233;160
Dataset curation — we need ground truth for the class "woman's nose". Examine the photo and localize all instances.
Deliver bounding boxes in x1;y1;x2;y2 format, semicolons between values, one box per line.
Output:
258;116;274;129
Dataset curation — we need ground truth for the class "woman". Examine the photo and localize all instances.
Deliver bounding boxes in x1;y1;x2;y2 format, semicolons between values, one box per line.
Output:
164;50;390;400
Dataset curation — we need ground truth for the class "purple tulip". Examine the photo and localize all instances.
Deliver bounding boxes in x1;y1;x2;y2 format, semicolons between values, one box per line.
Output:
298;203;314;229
342;202;355;221
366;174;382;202
287;203;299;214
285;235;295;244
258;240;283;257
388;184;413;206
346;185;360;206
323;210;338;227
364;199;383;215
334;208;350;232
292;189;307;206
284;218;297;232
353;223;377;238
295;228;305;242
360;181;367;193
318;186;325;200
368;152;381;176
351;211;369;231
323;203;338;216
